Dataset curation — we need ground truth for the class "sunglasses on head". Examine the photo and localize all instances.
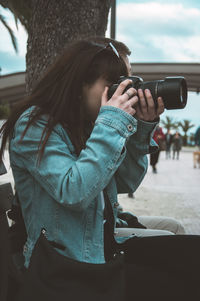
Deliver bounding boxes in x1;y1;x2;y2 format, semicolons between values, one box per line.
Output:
95;42;120;59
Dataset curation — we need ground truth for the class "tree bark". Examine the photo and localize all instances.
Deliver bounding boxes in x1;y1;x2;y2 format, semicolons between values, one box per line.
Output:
26;0;111;92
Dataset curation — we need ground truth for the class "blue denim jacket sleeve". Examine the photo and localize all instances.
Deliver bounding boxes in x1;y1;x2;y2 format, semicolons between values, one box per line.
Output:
128;118;159;154
11;106;143;211
115;118;159;193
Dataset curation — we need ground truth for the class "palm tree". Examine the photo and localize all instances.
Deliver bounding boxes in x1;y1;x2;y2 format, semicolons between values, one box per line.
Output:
0;0;111;93
178;120;195;146
161;116;178;131
0;0;30;31
0;12;18;52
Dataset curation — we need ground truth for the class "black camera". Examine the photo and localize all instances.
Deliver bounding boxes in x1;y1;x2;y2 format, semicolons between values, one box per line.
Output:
108;76;188;110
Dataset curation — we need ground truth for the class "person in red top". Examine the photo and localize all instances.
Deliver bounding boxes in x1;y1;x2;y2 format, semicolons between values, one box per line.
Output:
150;125;165;173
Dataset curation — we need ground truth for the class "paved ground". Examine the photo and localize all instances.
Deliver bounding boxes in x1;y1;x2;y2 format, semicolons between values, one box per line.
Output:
1;147;200;234
118;148;200;234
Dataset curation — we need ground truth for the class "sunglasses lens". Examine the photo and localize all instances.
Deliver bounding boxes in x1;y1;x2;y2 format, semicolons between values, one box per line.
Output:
93;42;120;60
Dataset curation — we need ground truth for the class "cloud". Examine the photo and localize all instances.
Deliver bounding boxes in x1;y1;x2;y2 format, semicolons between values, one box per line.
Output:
151;36;200;62
115;1;200;62
117;2;200;29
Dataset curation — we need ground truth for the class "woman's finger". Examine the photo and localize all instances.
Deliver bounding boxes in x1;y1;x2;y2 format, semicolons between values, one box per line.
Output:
134;103;143;120
128;95;139;108
144;89;156;120
112;79;132;97
156;97;165;116
121;87;137;102
138;89;148;118
145;89;155;112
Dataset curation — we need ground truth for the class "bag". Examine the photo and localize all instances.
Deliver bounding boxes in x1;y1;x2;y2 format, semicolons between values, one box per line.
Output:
16;229;124;301
4;191;125;301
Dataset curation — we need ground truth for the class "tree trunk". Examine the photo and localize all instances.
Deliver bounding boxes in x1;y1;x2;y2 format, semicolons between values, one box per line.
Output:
183;134;187;146
26;0;111;92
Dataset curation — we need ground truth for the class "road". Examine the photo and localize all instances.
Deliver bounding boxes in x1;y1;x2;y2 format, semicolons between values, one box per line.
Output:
118;148;200;234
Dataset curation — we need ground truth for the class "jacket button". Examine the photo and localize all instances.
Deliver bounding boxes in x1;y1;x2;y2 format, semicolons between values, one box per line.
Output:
127;124;133;131
114;202;120;208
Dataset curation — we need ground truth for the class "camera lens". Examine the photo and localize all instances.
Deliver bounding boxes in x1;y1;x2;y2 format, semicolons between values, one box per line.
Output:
156;77;187;110
108;76;188;110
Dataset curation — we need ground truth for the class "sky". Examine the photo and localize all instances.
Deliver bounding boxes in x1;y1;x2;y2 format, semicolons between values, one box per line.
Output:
0;0;199;134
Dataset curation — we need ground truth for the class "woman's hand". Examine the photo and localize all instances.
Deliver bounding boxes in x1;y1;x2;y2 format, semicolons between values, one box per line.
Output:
101;79;138;116
135;89;165;121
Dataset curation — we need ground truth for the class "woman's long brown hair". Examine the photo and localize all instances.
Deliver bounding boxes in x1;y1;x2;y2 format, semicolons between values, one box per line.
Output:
0;38;129;162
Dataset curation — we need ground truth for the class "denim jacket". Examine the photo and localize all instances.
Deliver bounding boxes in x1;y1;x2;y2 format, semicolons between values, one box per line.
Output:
9;106;158;268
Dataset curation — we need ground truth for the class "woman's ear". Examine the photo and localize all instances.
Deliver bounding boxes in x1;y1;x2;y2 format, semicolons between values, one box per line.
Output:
101;87;109;106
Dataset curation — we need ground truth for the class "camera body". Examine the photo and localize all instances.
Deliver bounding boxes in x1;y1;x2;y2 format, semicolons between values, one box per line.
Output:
108;76;188;110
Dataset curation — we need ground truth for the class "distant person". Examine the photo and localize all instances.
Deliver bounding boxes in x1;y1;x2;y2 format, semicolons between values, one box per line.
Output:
172;131;182;159
150;125;165;173
194;126;200;150
165;129;173;159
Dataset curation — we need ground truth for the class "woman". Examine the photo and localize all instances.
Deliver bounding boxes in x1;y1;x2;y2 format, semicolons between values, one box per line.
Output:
1;38;200;299
1;38;163;267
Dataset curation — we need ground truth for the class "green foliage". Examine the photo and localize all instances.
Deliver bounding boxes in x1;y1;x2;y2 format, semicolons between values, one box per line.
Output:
161;116;178;130
0;0;31;52
178;119;195;133
0;12;18;52
178;119;195;146
0;0;31;32
0;104;10;119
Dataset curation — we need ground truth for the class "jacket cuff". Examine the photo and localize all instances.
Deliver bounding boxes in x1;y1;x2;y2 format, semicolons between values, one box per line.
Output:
96;106;138;139
128;118;159;154
134;118;159;141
